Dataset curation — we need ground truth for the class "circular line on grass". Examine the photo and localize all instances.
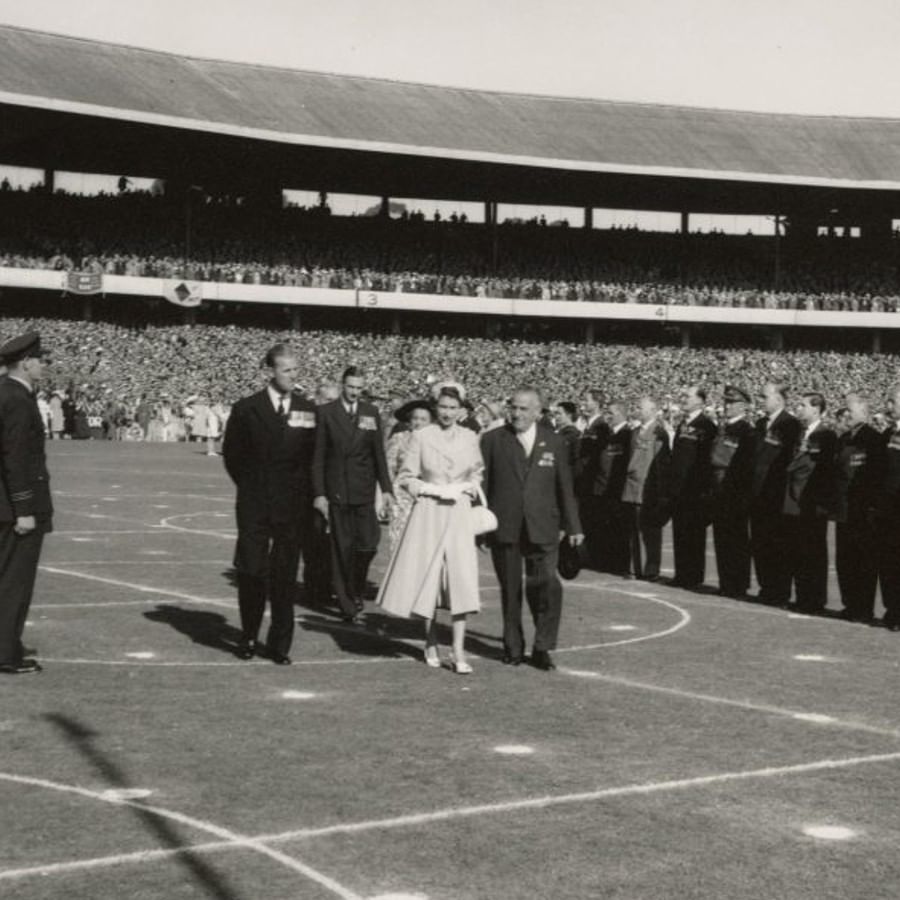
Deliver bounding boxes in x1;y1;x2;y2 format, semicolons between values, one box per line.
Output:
0;771;365;900
158;512;235;540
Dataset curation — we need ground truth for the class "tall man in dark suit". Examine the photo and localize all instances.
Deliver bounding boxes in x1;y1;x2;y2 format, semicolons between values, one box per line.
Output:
669;385;717;588
877;385;900;630
783;393;836;613
482;387;583;671
750;382;801;606
832;392;882;623
0;332;53;675
593;400;633;576
575;388;611;570
709;386;755;599
223;344;317;664
313;366;393;625
621;397;671;581
552;401;581;469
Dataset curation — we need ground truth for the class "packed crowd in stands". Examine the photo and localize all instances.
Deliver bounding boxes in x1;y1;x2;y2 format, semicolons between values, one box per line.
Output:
3;314;898;441
2;188;900;311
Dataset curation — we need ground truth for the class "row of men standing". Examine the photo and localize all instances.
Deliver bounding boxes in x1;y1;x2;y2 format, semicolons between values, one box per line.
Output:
572;382;900;626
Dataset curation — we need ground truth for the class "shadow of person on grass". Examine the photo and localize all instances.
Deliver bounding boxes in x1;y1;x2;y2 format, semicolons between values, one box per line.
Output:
143;605;243;656
45;713;242;900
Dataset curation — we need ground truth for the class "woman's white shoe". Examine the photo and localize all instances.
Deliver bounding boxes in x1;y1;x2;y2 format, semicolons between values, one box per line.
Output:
424;646;441;668
450;654;473;674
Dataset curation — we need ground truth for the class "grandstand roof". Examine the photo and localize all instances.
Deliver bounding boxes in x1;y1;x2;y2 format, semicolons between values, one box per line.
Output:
3;25;900;203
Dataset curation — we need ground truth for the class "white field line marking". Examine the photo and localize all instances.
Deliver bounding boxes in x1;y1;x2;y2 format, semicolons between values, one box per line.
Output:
0;772;363;900
557;591;691;652
561;667;900;738
41;560;229;566
6;750;900;885
38;566;233;609
38;656;414;668
53;530;166;536
56;491;232;503
159;512;235;540
55;508;163;529
31;601;166;609
50;464;230;480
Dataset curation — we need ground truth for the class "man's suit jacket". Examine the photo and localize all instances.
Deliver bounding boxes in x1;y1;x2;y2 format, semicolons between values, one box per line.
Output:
875;426;900;523
0;377;53;526
832;423;883;525
709;417;755;516
751;410;801;512
481;424;581;546
670;413;717;510
783;425;837;518
556;424;581;470
223;389;317;527
575;417;612;498
312;399;392;506
595;424;632;504
622;423;672;526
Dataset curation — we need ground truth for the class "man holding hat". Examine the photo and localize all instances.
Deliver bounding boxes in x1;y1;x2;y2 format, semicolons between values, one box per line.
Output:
0;331;53;674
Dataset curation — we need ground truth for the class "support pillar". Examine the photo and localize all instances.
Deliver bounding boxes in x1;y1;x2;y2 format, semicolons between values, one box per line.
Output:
873;330;883;354
584;207;593;230
585;321;595;345
290;307;302;331
771;328;785;351
391;311;401;335
184;309;197;325
679;324;691;348
82;297;92;321
680;211;690;234
44;168;55;193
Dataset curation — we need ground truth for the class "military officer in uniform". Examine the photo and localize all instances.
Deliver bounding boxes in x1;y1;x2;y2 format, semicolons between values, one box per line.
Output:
832;392;882;623
669;386;717;588
0;332;53;675
783;393;836;613
223;344;317;664
877;385;900;630
709;386;755;599
593;400;633;576
313;366;393;624
750;382;801;606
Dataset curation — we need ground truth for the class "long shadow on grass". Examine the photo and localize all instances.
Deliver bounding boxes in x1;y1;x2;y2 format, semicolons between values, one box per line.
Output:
44;713;243;900
143;605;243;656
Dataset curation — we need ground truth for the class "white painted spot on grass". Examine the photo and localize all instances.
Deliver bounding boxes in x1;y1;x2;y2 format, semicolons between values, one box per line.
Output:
369;894;430;900
803;825;857;840
152;504;171;509
793;713;836;724
605;625;637;632
110;485;121;489
788;613;814;620
101;497;119;502
281;690;318;700
141;550;171;556
69;537;95;542
24;620;34;626
125;652;156;660
100;788;154;801
493;745;535;755
794;654;829;662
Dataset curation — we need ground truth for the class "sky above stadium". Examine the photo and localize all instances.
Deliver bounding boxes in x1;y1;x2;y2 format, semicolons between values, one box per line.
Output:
0;0;898;117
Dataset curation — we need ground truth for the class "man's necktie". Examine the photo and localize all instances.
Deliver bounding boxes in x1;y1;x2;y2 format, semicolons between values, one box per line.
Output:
278;396;288;422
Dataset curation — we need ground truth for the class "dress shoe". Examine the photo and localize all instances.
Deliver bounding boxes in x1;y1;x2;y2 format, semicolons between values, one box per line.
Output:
887;622;900;633
235;640;257;660
502;653;524;666
272;654;292;666
0;658;42;674
342;612;366;626
531;650;557;671
449;652;473;675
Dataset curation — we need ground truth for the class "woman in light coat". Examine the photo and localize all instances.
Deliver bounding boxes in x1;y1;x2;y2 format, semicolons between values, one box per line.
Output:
377;386;483;673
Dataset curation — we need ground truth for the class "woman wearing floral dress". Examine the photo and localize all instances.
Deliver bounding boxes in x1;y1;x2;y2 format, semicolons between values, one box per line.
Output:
377;387;483;673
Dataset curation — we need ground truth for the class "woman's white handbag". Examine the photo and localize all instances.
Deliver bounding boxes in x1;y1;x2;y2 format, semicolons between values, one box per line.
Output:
471;486;498;536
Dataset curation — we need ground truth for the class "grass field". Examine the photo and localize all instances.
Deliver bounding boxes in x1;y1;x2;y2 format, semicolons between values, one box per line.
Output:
3;441;900;900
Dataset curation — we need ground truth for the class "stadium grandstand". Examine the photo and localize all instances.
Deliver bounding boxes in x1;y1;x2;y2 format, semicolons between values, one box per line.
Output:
1;22;900;403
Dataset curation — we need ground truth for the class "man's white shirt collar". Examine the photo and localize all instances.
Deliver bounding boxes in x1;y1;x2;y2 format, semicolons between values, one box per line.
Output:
8;375;32;395
517;422;537;457
267;384;290;412
612;421;627;434
686;409;702;425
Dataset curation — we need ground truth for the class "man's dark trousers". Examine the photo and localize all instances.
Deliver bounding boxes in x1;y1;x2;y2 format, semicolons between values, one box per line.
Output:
0;526;44;665
491;528;561;660
330;504;380;618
